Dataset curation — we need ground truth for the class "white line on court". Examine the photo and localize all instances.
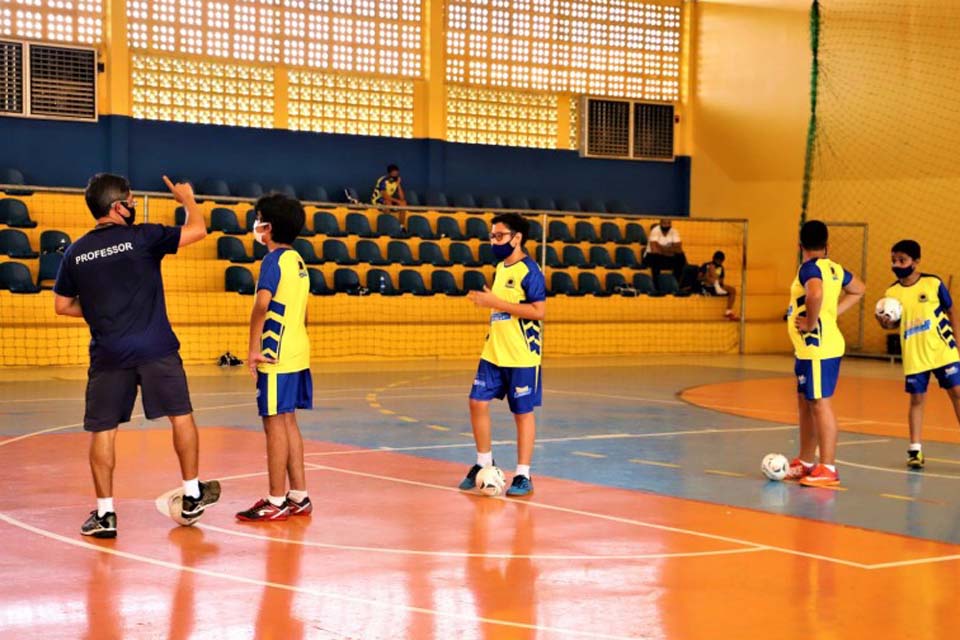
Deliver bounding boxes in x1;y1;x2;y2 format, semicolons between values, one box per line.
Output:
836;458;960;480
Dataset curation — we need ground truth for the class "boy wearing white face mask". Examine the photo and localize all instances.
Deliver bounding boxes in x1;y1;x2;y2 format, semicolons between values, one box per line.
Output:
237;193;314;522
878;239;960;469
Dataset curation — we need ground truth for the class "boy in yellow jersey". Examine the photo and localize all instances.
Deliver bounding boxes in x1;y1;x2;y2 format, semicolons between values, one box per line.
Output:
785;221;865;487
877;240;960;469
236;193;314;521
460;213;546;497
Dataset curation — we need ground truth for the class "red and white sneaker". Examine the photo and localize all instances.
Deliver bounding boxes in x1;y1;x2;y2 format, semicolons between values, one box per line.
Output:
236;498;290;522
784;458;813;481
286;495;313;516
799;464;840;488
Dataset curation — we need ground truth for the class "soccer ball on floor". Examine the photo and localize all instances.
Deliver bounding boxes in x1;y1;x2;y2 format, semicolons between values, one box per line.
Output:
475;466;506;496
875;297;903;323
761;453;789;481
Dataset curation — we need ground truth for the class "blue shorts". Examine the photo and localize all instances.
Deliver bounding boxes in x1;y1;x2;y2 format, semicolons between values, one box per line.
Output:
469;360;542;415
905;363;960;394
795;357;841;400
256;369;313;417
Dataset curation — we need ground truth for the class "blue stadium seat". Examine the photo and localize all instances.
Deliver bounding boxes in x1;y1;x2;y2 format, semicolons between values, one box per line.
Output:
463;270;487;292
346;213;377;237
633;273;655;294
601;222;628;244
535;245;562;268
453;194;477;208
556;197;581;212
419;241;451;266
175;207;186;226
322;239;358;265
0;168;25;186
548;220;573;243
589;246;615;268
0;199;37;228
399;270;433;296
217;236;254;263
210;208;245;235
606;200;628;214
39;230;70;254
465;217;489;240
342;186;362;204
300;186;329;202
606;272;628;294
425;191;449;207
504;195;531;210
407;215;435;239
334;268;362;294
530;196;556;211
550;272;581;296
478;243;496;265
253;241;268;261
404;189;421;206
313;212;346;237
655;273;680;295
431;270;463;295
615;246;641;269
387;241;420;265
578;272;609;296
527;219;544;243
562;245;592;268
449;242;481;266
377;213;407;238
233;181;263;199
245;209;257;232
437;216;464;240
367;268;399;295
625;222;647;244
200;178;231;198
581;198;607;213
0;262;39;293
225;266;255;294
37;252;62;289
272;184;298;199
574;221;598;243
356;240;389;265
0;229;37;258
478;195;503;209
293;238;322;264
307;268;335;296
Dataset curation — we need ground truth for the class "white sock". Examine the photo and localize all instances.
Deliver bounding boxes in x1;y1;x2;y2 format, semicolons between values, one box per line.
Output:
477;451;493;467
267;495;286;507
823;464;836;473
183;478;200;499
909;443;922;452
287;489;308;502
97;497;114;517
799;459;814;469
516;464;531;478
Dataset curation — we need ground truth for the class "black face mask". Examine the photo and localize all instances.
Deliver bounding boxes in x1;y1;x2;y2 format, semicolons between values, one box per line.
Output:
119;202;136;225
661;226;671;233
892;265;914;279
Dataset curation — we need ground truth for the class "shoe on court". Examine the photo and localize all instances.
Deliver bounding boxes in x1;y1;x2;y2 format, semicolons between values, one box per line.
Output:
458;462;494;491
799;464;840;488
236;498;290;522
80;510;117;539
506;475;534;497
907;449;925;469
181;480;221;520
785;458;813;481
286;495;313;516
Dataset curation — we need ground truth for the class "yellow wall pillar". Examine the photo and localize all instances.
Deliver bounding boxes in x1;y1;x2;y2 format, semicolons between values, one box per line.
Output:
274;65;290;131
101;0;130;117
414;0;446;139
557;94;571;150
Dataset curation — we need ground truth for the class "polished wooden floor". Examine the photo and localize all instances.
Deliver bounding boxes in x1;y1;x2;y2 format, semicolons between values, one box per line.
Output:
2;356;960;639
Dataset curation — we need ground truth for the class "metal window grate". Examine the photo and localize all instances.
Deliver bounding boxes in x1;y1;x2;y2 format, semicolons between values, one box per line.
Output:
29;44;97;121
0;40;24;115
633;102;674;160
586;99;631;158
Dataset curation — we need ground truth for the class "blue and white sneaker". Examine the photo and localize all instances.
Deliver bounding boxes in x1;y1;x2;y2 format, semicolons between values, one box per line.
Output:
458;463;486;490
506;475;534;497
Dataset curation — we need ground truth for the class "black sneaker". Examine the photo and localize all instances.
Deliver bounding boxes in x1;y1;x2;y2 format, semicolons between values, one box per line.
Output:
907;449;925;470
458;462;495;490
81;510;117;539
181;480;222;520
286;495;313;516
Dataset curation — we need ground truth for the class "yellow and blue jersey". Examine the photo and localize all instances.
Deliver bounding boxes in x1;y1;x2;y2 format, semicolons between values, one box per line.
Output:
480;256;546;368
787;258;852;360
256;248;310;374
371;175;400;205
885;274;959;376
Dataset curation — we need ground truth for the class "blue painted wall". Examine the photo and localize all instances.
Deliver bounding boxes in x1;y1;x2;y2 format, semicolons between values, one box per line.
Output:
0;115;690;215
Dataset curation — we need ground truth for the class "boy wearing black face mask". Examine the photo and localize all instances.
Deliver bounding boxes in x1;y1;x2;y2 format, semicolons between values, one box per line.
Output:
879;239;960;469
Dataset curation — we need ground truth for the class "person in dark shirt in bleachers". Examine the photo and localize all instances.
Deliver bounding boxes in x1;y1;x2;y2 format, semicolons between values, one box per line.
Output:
697;250;738;320
371;164;407;228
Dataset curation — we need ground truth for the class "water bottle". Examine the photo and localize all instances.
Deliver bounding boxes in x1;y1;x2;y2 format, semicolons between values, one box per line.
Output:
379;274;387;295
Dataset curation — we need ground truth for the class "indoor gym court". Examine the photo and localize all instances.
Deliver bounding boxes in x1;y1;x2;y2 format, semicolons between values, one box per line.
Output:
3;355;960;638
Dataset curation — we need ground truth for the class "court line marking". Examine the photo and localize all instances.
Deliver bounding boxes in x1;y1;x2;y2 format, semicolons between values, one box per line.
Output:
0;512;641;640
704;470;747;478
629;459;680;469
836;438;891;447
926;457;960;465
836;459;960;480
545;389;686;406
571;451;607;459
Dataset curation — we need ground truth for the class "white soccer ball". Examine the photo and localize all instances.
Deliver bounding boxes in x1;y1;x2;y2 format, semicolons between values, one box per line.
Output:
875;297;902;323
475;466;506;496
761;453;790;481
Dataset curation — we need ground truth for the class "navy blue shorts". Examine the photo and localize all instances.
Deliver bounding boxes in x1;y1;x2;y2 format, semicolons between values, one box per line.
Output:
795;357;841;400
256;369;313;417
905;363;960;394
469;360;542;415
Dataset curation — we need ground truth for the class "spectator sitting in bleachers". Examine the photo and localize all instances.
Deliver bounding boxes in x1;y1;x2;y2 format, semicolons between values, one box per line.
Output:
371;163;407;227
643;218;687;288
697;250;739;320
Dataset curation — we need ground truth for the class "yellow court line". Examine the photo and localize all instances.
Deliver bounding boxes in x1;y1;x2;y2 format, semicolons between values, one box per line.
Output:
704;469;747;478
460;432;474;438
629;459;681;469
881;493;915;502
398;416;418;423
427;425;450;432
379;409;396;415
571;451;607;459
369;403;381;408
926;457;960;465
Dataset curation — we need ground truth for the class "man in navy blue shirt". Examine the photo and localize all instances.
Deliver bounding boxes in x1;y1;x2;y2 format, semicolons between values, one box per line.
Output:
54;174;221;538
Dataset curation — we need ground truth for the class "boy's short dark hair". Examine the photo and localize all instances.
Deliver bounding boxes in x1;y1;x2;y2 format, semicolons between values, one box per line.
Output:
85;173;130;220
490;212;531;245
387;164;399;173
713;250;725;262
800;220;828;251
255;192;305;244
892;239;921;260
